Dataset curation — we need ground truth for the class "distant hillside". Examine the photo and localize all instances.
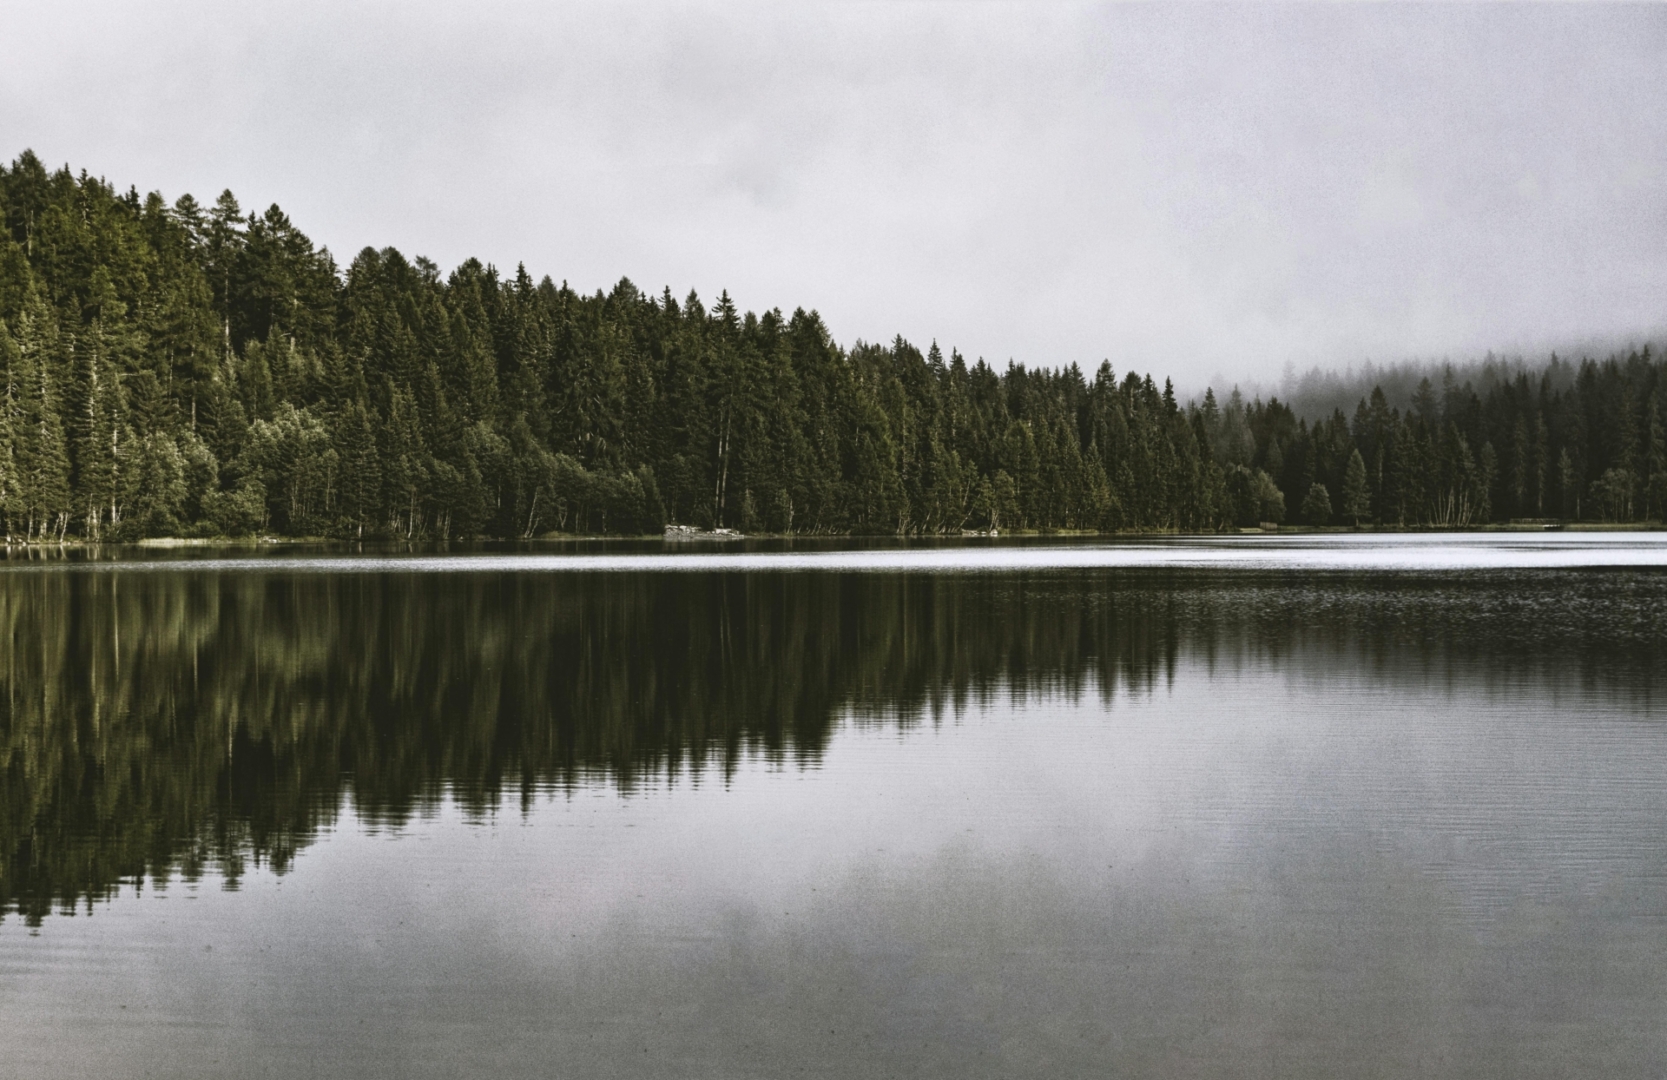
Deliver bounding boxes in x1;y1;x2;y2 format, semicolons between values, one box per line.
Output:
1271;346;1666;424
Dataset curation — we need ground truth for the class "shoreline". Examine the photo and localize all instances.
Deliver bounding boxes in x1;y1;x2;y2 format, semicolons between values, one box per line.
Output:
0;521;1662;551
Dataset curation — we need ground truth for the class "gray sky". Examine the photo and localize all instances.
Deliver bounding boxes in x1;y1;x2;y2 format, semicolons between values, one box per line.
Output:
2;1;1663;388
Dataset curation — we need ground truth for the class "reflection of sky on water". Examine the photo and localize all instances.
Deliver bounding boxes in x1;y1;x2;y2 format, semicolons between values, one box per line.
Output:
6;662;1667;1077
2;550;1666;1077
14;532;1667;575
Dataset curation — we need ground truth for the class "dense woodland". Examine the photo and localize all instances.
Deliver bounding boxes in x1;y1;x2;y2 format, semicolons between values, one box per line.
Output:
0;150;1663;541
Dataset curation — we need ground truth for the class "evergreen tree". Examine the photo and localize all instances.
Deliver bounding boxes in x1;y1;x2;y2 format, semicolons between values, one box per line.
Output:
1645;392;1665;521
335;397;381;537
1301;482;1332;526
9;291;70;538
1340;449;1370;526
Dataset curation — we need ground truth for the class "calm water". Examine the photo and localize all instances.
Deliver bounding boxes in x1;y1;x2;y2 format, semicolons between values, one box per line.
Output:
2;535;1666;1078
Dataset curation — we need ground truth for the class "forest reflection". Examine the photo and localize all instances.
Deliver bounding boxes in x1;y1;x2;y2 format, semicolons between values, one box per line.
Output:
2;563;1664;925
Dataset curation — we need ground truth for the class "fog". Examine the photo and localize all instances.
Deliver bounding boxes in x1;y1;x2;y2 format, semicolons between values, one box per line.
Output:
2;1;1663;387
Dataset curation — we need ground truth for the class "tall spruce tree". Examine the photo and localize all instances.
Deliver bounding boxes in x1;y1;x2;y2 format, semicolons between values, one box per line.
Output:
1340;449;1371;526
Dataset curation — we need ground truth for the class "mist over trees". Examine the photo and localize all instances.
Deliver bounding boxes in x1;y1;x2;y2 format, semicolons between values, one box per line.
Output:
1;151;1663;539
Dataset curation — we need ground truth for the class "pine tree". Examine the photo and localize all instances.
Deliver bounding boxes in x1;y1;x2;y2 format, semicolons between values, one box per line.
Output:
1532;411;1548;516
382;382;428;537
205;190;243;359
0;320;18;534
1340;449;1370;526
72;296;132;538
336;397;381;538
1558;448;1577;520
11;293;70;538
1301;482;1332;526
1644;392;1665;522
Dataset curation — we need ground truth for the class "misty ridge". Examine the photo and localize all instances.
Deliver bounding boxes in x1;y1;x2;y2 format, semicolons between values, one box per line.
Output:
1233;346;1662;427
2;150;1665;543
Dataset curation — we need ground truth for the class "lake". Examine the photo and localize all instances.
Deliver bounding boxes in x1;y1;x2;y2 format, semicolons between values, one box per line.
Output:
2;535;1665;1078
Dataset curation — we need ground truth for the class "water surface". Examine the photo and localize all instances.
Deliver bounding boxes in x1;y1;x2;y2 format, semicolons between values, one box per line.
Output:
2;536;1665;1078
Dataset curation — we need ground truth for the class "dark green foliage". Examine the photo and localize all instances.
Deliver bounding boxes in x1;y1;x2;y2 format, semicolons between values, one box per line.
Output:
1340;449;1370;525
1218;348;1667;527
1224;465;1284;526
0;151;1662;538
1301;482;1333;526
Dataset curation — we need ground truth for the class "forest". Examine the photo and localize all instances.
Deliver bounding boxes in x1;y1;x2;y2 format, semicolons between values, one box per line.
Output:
0;149;1663;541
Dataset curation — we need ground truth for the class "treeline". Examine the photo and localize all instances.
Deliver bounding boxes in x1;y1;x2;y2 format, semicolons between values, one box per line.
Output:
0;150;1663;540
1212;351;1667;527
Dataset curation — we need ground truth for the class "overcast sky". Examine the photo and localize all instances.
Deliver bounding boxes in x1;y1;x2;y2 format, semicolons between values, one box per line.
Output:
2;1;1663;388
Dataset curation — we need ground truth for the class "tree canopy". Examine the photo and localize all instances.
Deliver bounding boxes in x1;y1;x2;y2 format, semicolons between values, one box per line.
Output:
1;151;1662;539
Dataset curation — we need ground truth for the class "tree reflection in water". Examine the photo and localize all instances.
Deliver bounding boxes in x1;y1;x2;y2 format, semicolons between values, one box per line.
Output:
2;562;1664;925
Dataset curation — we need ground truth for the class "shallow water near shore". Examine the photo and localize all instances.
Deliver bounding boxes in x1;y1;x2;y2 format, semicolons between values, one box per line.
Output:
9;529;1667;574
2;536;1665;1078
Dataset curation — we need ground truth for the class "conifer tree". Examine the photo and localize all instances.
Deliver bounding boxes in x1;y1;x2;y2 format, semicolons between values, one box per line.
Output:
1301;482;1332;526
1645;393;1666;521
335;397;381;538
1340;449;1371;526
0;321;18;533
